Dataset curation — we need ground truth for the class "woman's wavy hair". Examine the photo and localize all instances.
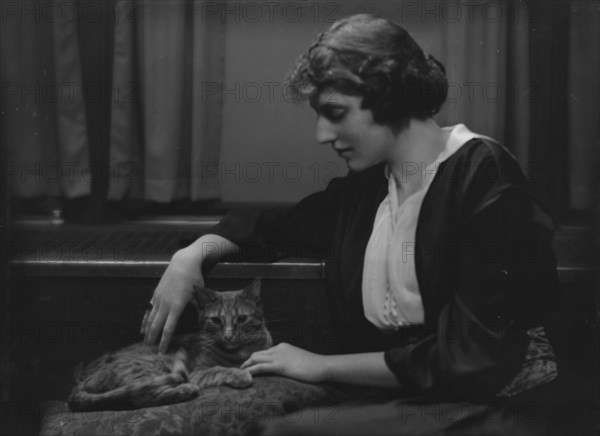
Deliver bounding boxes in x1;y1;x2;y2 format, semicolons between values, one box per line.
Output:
285;14;448;129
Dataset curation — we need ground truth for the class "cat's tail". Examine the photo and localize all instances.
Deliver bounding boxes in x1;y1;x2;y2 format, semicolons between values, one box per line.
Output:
68;372;199;412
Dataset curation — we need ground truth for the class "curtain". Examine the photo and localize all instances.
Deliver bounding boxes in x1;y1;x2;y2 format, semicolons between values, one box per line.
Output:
109;0;224;202
436;1;554;214
567;1;600;211
2;0;596;220
1;0;225;217
527;1;571;219
435;0;598;220
1;0;91;199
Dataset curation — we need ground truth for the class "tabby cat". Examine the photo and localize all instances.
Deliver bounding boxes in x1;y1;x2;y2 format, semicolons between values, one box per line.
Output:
68;279;272;411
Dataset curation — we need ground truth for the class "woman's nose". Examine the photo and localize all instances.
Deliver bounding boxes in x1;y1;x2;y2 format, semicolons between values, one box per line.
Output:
315;116;336;145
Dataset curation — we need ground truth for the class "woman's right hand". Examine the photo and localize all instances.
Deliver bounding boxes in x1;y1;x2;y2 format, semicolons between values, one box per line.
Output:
141;247;203;353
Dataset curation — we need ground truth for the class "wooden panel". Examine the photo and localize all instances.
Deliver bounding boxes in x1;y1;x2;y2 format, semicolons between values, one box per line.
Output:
9;222;594;283
9;260;324;280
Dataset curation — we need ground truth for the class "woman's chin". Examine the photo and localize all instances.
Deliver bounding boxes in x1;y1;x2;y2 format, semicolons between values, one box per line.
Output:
345;158;377;172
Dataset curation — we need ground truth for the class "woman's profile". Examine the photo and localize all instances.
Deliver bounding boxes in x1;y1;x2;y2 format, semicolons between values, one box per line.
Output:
142;13;562;435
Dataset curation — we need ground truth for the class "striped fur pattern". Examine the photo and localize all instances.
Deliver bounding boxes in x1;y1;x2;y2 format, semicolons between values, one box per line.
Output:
68;279;272;411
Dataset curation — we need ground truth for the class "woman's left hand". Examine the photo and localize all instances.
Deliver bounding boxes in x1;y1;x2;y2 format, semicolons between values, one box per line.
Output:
241;343;327;383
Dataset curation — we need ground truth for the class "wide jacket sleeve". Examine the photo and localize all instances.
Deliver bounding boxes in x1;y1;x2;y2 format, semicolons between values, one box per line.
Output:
384;143;561;398
204;174;354;262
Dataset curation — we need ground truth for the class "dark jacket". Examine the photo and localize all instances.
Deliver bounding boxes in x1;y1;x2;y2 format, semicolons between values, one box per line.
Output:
209;138;561;398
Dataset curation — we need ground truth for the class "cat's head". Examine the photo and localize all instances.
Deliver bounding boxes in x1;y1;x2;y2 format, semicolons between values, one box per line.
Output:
192;279;272;351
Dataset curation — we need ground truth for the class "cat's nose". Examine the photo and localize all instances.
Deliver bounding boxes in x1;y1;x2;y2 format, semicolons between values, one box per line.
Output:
224;330;234;341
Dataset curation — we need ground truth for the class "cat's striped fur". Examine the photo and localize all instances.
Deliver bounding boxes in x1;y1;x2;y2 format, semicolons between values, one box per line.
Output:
68;279;272;411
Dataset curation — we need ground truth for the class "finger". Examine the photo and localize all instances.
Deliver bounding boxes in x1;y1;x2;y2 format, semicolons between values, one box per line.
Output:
140;309;150;334
241;353;271;369
158;312;180;354
246;363;277;376
140;296;156;333
145;308;168;346
144;298;165;342
143;305;158;342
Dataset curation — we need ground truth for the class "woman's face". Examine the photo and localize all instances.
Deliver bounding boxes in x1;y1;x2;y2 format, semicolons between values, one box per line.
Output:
312;89;397;172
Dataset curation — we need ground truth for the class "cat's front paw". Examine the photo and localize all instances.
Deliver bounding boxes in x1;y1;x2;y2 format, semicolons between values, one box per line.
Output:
191;366;253;389
176;383;200;400
224;368;253;389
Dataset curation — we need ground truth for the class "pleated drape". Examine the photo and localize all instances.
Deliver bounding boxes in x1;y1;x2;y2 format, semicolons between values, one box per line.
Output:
567;1;600;210
434;1;597;217
2;0;596;215
108;0;225;202
107;0;143;200
2;0;224;205
1;0;91;198
437;1;530;165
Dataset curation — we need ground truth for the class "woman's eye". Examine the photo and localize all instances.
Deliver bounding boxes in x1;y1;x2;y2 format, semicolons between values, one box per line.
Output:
210;317;222;325
237;315;248;323
322;107;346;122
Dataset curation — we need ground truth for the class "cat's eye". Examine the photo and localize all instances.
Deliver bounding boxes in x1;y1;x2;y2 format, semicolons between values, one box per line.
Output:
209;317;222;325
237;315;248;323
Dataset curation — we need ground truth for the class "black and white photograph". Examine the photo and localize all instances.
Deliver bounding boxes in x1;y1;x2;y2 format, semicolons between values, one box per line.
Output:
1;1;598;435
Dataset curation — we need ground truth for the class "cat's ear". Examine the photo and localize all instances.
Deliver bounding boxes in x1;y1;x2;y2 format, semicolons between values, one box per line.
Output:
193;285;218;308
241;278;262;302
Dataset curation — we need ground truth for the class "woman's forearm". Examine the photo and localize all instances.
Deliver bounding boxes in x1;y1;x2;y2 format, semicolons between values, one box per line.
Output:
242;343;402;389
321;352;401;389
183;233;240;264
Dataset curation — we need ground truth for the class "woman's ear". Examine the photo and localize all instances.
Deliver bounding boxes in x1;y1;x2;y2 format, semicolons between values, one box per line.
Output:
193;285;218;308
241;278;262;302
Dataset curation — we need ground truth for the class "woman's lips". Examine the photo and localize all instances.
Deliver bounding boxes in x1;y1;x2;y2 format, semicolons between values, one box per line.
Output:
334;148;352;156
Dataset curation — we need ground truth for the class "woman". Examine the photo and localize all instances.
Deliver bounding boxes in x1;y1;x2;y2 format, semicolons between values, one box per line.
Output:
142;14;562;434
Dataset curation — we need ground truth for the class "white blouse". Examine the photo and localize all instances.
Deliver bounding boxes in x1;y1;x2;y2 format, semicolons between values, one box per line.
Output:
362;124;494;331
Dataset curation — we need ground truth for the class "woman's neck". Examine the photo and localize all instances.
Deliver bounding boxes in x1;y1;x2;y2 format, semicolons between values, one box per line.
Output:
387;118;450;194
